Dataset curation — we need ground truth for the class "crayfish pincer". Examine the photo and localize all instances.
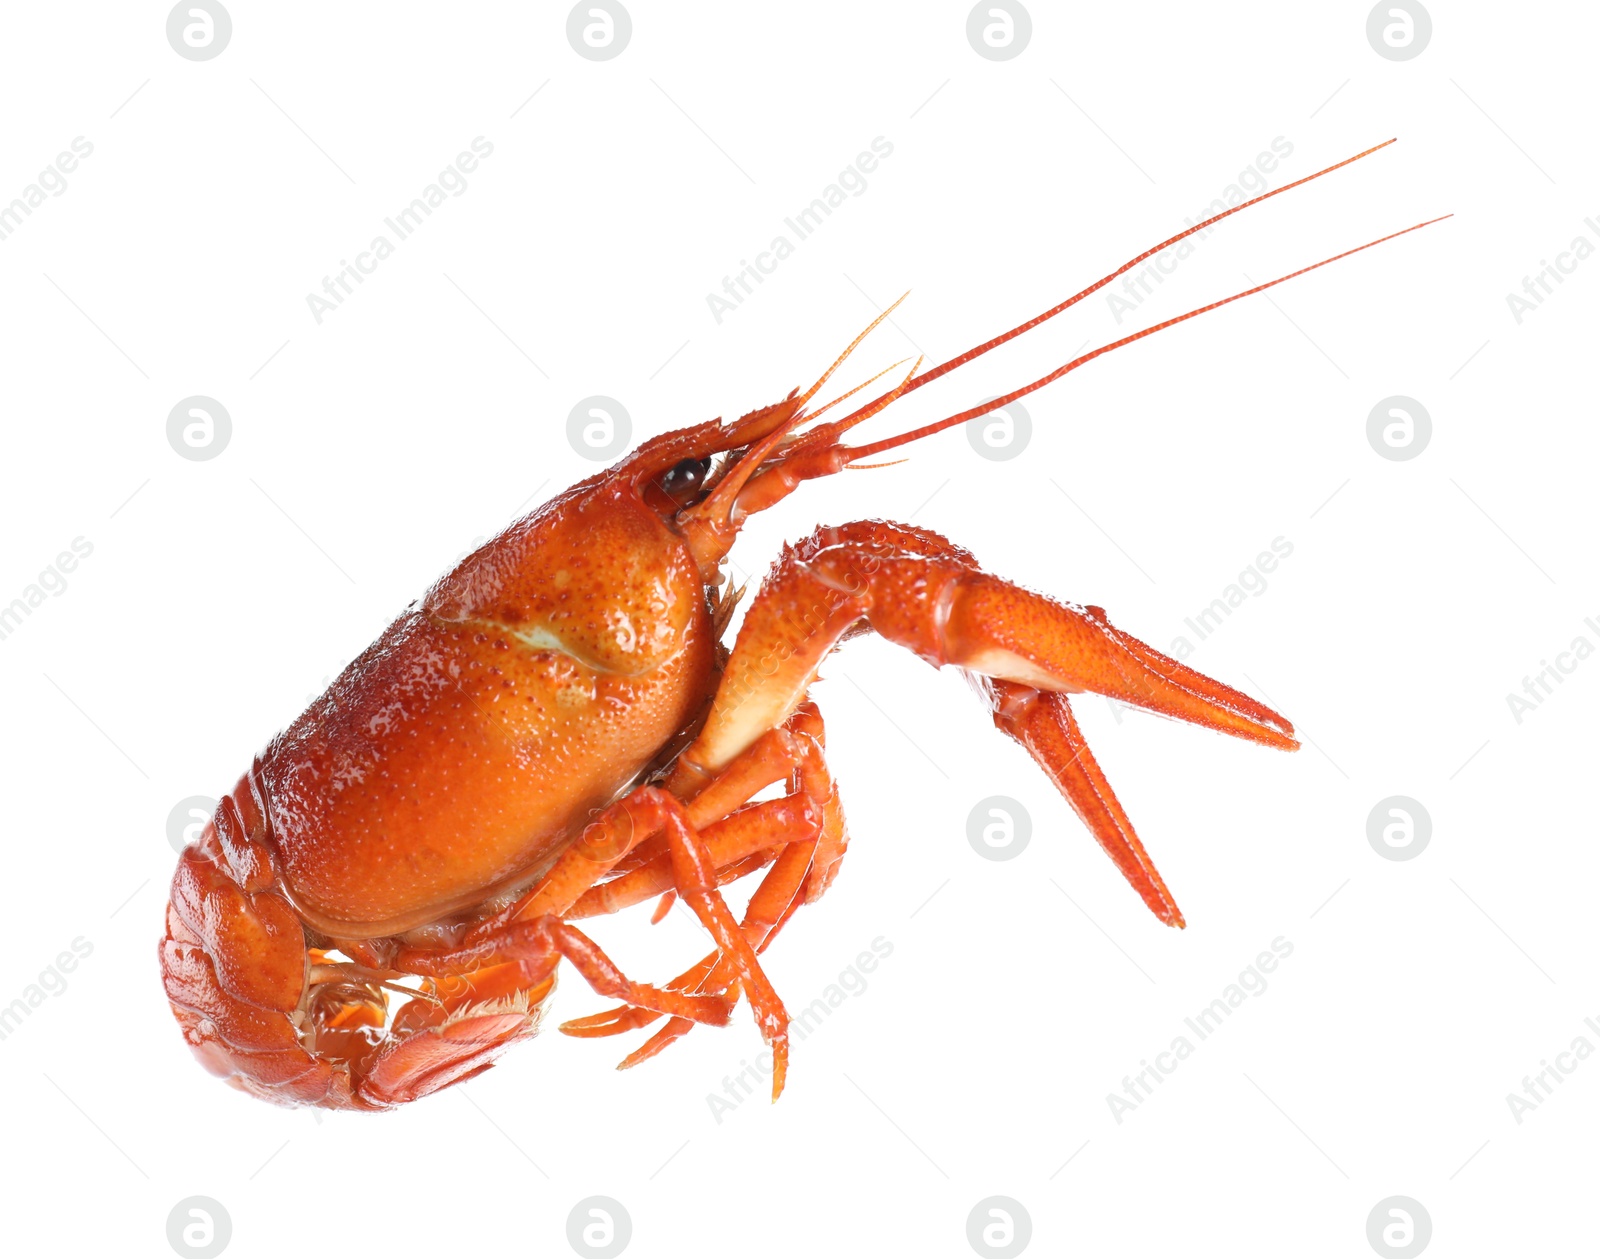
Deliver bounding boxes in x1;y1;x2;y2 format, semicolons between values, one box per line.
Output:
160;140;1445;1109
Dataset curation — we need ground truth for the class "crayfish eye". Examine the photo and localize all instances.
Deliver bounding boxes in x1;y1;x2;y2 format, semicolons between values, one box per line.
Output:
657;457;711;507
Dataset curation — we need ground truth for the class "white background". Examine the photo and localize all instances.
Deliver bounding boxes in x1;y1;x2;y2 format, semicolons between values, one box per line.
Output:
0;2;1594;1256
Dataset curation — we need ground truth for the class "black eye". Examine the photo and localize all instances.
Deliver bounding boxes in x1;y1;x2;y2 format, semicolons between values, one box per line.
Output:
658;458;710;506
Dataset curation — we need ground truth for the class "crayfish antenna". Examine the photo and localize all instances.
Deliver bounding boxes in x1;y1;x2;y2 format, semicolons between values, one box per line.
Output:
795;292;908;409
840;213;1452;462
618;297;909;493
700;141;1447;506
638;141;1410;505
678;342;920;572
803;357;913;423
679;142;1446;565
841;138;1401;424
675;298;905;561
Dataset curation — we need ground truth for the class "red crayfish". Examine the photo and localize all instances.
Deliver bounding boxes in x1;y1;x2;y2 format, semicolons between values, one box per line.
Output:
160;140;1444;1108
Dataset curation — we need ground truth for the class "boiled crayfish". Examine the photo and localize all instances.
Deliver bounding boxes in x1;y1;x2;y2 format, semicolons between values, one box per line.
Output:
160;140;1444;1109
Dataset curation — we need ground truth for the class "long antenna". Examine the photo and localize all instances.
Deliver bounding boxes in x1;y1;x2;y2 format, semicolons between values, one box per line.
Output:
842;213;1452;462
822;138;1401;441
